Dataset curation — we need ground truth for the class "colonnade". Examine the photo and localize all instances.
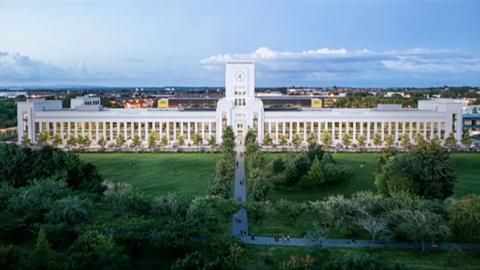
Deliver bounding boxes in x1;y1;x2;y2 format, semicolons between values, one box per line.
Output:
264;120;447;145
34;120;217;145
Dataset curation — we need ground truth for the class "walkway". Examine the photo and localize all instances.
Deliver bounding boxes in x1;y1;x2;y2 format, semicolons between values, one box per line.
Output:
231;144;479;252
232;145;248;236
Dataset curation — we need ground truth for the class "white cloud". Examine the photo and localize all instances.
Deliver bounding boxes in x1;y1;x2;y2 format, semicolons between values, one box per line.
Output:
0;51;88;82
200;47;480;84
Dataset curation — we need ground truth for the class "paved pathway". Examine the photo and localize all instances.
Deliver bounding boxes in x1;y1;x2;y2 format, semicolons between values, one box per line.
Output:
232;145;248;237
231;144;479;252
241;236;479;251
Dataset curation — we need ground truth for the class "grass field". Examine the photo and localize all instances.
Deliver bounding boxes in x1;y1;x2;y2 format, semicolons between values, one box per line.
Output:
80;153;218;197
80;152;480;200
269;152;480;202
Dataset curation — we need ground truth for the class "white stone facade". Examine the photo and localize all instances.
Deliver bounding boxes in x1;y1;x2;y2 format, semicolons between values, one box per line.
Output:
17;61;463;148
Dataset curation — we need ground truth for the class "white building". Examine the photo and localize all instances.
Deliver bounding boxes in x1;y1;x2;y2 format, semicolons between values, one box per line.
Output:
17;61;463;148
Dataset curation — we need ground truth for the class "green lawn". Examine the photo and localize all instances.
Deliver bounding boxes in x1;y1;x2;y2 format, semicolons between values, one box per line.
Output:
79;153;218;197
270;153;379;202
269;152;480;202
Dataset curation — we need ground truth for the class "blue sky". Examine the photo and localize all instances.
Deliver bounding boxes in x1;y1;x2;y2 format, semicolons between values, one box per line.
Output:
0;0;479;87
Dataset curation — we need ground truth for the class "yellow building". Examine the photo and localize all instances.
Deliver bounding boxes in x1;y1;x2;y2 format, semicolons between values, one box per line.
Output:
311;98;323;108
158;99;169;108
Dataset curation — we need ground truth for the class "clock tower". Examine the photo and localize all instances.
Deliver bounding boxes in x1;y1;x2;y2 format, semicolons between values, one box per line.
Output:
216;60;264;144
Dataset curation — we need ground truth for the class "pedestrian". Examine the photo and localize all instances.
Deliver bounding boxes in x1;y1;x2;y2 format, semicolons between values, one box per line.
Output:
287;235;290;241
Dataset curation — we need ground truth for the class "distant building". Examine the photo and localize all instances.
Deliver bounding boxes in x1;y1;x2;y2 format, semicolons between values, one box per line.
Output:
0;91;27;98
17;61;464;147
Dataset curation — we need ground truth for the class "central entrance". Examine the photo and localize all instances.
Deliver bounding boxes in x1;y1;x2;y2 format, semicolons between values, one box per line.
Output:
235;122;245;145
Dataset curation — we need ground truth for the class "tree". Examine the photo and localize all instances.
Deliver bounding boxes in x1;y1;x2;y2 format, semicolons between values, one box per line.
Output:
395;209;450;251
248;168;271;201
116;134;126;148
291;134;301;151
246;201;270;225
341;133;351;148
148;132;158;150
21;134;30;146
414;133;425;145
357;216;388;247
284;153;310;186
279;135;288;150
445;133;457;151
177;135;185;148
400;133;411;149
132;135;141;149
307;133;317;146
37;131;50;147
385;134;395;148
307;143;324;163
272;157;286;174
301;157;325;187
447;194;480;243
263;133;273;150
193;133;202;152
321;130;332;148
28;228;55;270
311;195;357;235
64;230;129;270
51;134;62;147
78;135;91;149
160;135;168;151
375;141;456;199
357;135;366;151
461;130;472;148
97;137;107;150
208;135;216;153
372;133;382;149
274;199;305;226
67;137;78;149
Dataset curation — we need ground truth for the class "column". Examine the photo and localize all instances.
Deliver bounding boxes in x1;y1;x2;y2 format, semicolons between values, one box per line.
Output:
60;122;64;141
367;122;371;142
109;121;113;141
124;122;127;139
409;121;414;140
331;122;335;142
303;121;307;142
67;122;71;140
96;121;99;140
117;121;121;139
289;122;293;141
423;122;427;139
275;122;279;142
158;122;163;139
380;122;384;141
166;121;170;141
173;122;177;141
74;122;78;137
430;121;435;139
339;121;343;141
395;121;399;142
388;121;392;135
187;122;191;142
145;121;149;141
208;122;212;138
179;122;183;139
353;122;357;141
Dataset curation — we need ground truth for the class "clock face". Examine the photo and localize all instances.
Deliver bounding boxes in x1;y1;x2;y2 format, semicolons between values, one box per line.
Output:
235;71;245;81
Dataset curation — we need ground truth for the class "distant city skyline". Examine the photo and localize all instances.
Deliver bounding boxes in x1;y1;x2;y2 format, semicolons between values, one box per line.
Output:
0;0;479;87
